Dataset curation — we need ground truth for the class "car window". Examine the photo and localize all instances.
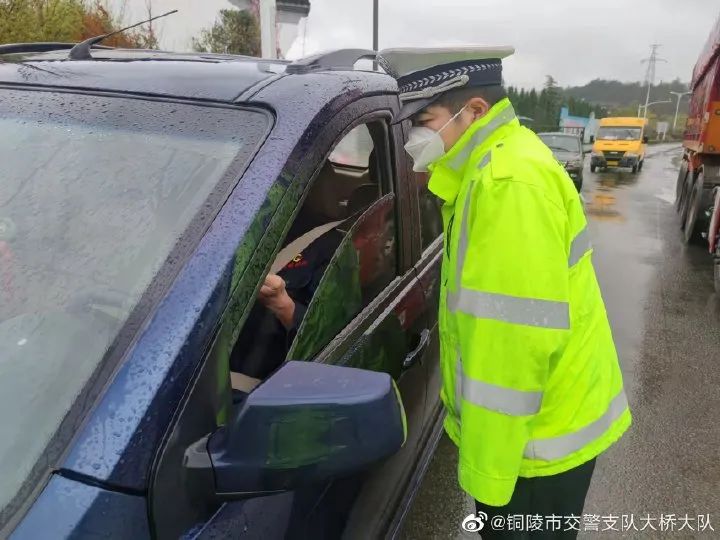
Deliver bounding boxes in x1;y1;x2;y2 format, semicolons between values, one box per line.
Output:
402;125;444;250
230;119;396;379
413;170;444;250
288;195;397;361
329;124;374;168
596;127;642;140
0;89;269;515
538;134;582;153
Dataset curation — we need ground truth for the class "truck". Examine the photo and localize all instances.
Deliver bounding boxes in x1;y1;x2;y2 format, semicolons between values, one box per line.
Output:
589;117;648;173
676;11;720;292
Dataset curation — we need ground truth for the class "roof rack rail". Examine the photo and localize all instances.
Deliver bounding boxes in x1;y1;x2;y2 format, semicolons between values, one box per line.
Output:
0;42;114;55
286;49;376;74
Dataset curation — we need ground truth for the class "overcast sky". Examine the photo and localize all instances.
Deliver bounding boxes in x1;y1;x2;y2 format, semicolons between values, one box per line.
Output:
118;0;719;89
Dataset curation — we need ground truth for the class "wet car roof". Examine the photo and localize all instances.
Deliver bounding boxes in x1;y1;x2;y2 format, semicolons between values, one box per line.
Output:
0;48;290;101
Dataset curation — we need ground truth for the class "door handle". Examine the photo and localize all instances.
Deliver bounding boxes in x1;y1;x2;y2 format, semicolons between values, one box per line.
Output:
403;329;430;369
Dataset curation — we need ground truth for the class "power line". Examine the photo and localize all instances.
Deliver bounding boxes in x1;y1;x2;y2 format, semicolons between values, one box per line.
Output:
639;44;668;118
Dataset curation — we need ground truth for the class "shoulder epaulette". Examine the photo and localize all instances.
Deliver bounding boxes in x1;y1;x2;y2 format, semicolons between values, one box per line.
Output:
489;142;513;180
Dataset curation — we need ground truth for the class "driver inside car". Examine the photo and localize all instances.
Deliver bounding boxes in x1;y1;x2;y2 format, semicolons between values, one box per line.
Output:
230;160;381;391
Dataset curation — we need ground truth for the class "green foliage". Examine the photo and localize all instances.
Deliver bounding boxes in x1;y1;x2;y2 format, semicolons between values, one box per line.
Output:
507;75;692;132
192;9;260;56
564;78;689;116
0;0;85;43
508;76;608;132
0;0;159;49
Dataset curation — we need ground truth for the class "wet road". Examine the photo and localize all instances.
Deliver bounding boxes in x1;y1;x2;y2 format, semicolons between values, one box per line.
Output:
399;144;720;539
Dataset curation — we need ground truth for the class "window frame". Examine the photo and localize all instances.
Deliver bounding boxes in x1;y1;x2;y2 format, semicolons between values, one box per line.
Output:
301;121;421;366
287;192;398;362
279;112;402;362
400;120;443;260
219;99;406;375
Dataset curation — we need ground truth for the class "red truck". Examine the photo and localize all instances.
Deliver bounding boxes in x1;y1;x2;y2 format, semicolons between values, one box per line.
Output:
676;12;720;291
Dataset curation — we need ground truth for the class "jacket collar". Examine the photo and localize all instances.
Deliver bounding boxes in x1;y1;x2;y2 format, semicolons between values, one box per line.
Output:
427;98;517;205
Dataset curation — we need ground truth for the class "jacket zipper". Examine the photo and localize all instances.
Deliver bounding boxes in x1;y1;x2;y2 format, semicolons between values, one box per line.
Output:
444;214;455;287
446;214;455;260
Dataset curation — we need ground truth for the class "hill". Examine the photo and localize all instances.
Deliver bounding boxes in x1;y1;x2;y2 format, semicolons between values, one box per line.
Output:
564;78;690;117
508;77;691;133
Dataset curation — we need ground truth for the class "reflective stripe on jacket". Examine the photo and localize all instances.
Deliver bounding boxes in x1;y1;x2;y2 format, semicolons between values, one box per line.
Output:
427;98;631;506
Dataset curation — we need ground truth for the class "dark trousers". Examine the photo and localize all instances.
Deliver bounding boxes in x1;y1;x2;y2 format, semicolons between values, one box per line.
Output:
474;459;596;539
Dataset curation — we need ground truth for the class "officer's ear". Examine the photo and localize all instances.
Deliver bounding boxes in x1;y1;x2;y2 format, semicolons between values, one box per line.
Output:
465;97;491;120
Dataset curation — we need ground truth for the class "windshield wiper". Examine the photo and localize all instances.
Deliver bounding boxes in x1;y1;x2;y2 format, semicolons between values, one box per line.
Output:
68;9;178;60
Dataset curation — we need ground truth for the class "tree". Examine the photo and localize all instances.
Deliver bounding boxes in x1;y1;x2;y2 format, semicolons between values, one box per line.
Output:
563;77;689;117
0;0;85;43
192;9;260;56
0;0;158;49
130;0;159;49
544;75;559;90
536;75;561;129
528;88;538;115
79;0;156;48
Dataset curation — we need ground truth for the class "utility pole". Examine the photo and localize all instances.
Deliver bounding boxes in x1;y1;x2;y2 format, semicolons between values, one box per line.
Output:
373;0;379;51
258;0;278;59
372;0;379;70
640;44;667;119
670;91;691;132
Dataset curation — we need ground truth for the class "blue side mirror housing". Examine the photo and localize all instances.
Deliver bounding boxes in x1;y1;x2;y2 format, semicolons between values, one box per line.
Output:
185;361;406;499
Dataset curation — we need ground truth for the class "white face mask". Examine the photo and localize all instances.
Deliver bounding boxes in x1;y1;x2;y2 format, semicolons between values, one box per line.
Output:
404;106;467;172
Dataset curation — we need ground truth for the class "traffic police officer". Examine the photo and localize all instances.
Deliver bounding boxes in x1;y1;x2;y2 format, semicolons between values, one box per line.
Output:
377;47;631;536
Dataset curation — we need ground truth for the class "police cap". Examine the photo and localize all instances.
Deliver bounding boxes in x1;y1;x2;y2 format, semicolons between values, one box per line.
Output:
377;46;514;121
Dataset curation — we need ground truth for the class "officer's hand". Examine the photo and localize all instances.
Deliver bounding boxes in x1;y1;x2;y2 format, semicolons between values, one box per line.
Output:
258;274;296;329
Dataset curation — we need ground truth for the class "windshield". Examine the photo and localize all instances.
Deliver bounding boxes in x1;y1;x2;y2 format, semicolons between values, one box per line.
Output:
0;89;269;516
538;134;581;153
596;127;642;141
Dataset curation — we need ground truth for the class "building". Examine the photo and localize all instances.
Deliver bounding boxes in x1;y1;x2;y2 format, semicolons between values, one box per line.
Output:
559;106;599;144
230;0;311;58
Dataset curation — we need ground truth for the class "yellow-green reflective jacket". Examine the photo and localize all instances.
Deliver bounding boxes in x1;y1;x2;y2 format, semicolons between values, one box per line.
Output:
427;98;631;506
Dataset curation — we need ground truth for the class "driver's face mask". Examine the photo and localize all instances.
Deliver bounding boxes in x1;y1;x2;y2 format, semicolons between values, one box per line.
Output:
404;106;467;172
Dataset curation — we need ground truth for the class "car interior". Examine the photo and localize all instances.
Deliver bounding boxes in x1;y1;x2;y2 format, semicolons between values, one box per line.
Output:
229;124;386;393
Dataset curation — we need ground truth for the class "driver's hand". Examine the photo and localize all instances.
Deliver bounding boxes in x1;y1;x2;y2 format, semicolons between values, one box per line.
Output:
258;274;296;329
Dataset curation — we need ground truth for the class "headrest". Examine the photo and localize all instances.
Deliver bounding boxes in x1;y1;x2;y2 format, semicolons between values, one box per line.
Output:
303;161;351;221
348;184;380;216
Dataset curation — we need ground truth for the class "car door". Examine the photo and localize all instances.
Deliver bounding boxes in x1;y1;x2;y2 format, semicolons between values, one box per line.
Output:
365;121;446;539
281;121;431;540
332;118;443;539
148;95;429;540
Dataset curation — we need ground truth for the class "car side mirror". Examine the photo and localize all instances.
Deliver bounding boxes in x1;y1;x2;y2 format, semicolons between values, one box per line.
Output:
589;135;595;144
184;361;406;501
643;136;649;143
